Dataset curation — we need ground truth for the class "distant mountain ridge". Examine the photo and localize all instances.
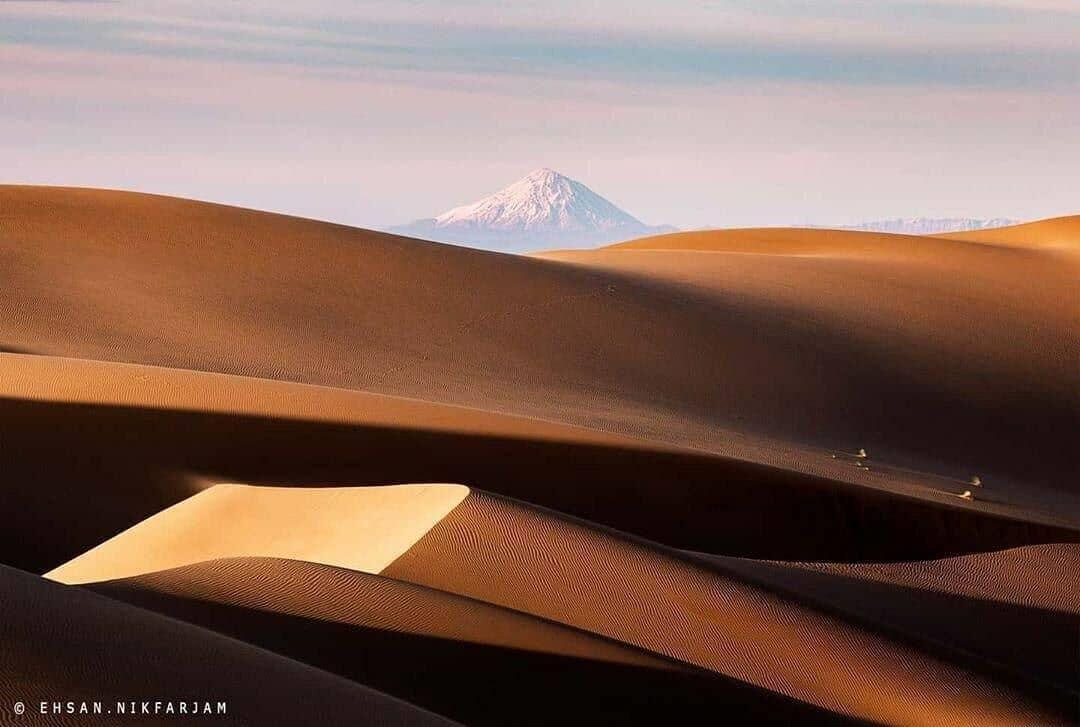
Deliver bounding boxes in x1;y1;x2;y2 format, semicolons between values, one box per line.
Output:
830;218;1020;235
389;168;675;251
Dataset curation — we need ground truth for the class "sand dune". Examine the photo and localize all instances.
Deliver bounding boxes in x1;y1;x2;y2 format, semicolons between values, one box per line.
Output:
87;557;841;725
604;225;984;256
46;483;468;585
8;354;1072;577
542;229;1079;498
92;557;670;669
0;564;454;726
383;491;1068;725
46;482;1070;724
734;543;1080;613
607;216;1080;254
700;545;1079;707
4;186;1076;725
2;186;1076;511
936;215;1080;251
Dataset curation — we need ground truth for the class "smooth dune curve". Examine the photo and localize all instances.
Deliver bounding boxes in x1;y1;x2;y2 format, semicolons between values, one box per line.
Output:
603;225;988;256
2;186;1077;510
935;215;1080;251
751;543;1080;613
47;484;469;585
87;557;844;725
9;354;1073;576
384;490;1069;726
0;353;652;449
698;545;1080;705
540;226;1080;510
0;564;455;726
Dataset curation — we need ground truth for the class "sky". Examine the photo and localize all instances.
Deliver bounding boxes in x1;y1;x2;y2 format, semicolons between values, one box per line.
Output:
3;0;1079;230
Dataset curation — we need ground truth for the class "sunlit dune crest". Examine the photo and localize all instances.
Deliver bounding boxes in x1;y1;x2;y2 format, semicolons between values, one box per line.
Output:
47;484;470;585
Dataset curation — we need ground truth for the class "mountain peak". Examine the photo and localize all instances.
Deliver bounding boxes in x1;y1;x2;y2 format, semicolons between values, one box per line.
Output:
391;169;674;252
525;167;561;179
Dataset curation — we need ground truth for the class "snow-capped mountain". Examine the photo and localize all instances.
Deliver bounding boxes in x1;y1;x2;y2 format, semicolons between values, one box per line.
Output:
834;218;1019;235
389;168;675;251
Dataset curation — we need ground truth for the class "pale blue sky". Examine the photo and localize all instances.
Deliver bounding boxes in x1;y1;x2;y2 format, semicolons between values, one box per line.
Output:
3;0;1079;228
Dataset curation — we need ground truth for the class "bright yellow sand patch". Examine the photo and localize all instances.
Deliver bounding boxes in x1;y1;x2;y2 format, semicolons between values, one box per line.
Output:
47;483;470;584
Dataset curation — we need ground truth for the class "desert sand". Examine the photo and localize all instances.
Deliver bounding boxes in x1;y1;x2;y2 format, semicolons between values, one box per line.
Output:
700;544;1079;705
46;484;469;585
936;215;1080;251
2;185;1077;725
44;484;1070;724
4;352;1073;579
3;187;1077;500
87;557;838;725
0;564;454;726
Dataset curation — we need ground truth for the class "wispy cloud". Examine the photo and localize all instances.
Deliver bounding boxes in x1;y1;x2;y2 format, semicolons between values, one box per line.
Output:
2;2;1078;90
2;1;1078;229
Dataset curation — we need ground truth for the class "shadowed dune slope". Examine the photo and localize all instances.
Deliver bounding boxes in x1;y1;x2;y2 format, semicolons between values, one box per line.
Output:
542;230;1080;508
87;558;844;725
699;545;1080;706
8;355;1074;575
0;565;454;726
751;543;1079;612
2;186;1077;505
45;483;1070;723
383;491;1067;726
936;215;1080;251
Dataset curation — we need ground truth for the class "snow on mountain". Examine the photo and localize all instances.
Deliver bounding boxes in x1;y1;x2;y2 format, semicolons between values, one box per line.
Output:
834;218;1020;235
389;168;675;251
